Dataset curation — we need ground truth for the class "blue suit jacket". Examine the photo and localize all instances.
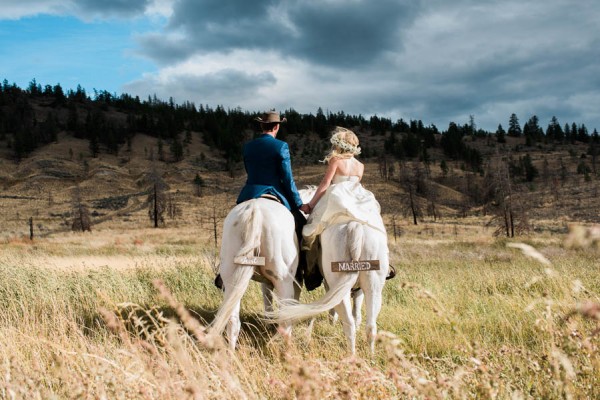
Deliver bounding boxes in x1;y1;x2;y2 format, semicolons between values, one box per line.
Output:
236;134;303;211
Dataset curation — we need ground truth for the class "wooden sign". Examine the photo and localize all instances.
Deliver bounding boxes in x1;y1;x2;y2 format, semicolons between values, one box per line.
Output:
234;256;266;266
331;260;380;272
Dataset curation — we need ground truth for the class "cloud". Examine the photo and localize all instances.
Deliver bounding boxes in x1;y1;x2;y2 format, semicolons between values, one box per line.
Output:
4;0;599;131
128;0;600;131
0;0;68;19
73;0;152;18
367;0;600;130
0;0;156;20
138;0;421;67
123;51;280;108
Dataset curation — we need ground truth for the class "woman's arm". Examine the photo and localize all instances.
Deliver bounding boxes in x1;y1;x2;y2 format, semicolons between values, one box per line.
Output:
308;159;339;211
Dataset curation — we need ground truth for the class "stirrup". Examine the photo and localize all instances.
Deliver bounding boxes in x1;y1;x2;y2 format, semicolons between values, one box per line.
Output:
386;265;396;280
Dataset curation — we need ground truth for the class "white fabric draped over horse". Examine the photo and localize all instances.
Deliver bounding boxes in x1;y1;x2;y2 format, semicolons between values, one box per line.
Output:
269;186;390;355
209;197;300;349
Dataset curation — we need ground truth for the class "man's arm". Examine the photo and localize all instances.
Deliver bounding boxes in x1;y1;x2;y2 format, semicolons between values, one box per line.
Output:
279;143;303;209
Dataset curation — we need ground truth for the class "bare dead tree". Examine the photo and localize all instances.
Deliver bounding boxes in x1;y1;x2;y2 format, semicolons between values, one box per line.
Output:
399;162;423;225
419;173;440;221
202;180;229;273
379;155;389;181
541;157;550;187
146;168;168;228
589;141;598;174
71;185;92;232
390;214;402;242
166;192;182;220
485;155;531;237
485;156;513;237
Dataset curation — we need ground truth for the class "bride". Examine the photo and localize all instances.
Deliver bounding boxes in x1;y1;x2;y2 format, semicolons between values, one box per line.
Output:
303;127;386;250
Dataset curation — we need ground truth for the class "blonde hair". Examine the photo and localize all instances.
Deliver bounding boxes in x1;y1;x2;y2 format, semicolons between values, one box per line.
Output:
322;126;361;163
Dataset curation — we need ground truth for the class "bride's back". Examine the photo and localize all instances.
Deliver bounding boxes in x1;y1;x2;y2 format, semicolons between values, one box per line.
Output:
334;157;363;179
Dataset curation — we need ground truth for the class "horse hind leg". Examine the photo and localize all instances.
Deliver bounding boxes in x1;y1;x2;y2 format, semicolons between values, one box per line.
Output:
226;299;243;351
361;277;384;354
219;266;254;350
333;295;357;355
261;282;274;313
321;280;340;324
272;275;297;339
352;288;364;329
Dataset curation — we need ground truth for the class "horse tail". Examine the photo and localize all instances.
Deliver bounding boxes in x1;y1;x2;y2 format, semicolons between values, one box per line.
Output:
269;221;364;324
270;272;358;324
236;200;263;259
210;200;262;335
347;221;364;261
209;266;255;335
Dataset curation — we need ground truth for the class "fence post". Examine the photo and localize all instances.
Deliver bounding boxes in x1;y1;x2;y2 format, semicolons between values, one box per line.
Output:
29;217;34;241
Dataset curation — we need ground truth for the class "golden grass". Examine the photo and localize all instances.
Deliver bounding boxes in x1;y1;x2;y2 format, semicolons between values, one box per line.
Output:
0;225;598;398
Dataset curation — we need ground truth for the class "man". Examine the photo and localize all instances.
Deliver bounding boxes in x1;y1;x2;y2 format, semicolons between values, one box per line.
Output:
215;109;322;290
236;109;309;215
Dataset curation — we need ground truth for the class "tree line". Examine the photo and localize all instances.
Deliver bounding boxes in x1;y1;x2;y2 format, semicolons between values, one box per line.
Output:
0;78;598;172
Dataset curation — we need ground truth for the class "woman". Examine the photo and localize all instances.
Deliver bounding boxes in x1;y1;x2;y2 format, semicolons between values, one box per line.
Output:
303;127;386;250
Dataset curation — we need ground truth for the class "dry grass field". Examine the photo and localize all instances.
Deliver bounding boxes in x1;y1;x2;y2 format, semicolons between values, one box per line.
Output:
0;221;598;399
1;133;599;398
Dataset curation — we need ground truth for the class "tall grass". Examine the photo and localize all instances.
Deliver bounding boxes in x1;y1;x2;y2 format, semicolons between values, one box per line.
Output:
0;229;598;398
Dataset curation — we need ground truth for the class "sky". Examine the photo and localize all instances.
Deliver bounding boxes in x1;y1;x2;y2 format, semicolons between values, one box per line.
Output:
1;0;599;132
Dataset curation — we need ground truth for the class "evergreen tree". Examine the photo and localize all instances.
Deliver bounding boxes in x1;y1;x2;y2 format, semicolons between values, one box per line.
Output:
522;153;538;182
508;113;521;137
193;173;205;197
523;115;543;145
440;159;449;178
496;124;506;143
170;137;184;162
546;116;563;142
440;122;464;158
67;103;79;132
315;107;328;138
53;83;66;104
89;135;99;157
577;124;589;142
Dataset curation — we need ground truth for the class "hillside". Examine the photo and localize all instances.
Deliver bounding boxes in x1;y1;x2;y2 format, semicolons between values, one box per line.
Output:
1;82;599;239
0;125;598;242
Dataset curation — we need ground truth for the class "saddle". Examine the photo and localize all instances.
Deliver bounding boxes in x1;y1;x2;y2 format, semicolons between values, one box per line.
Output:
260;193;282;203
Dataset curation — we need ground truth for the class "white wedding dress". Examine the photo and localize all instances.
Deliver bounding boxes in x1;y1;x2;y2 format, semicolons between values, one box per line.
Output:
302;173;387;249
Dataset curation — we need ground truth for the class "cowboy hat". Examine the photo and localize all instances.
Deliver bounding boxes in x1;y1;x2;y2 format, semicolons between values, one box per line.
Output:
255;109;287;124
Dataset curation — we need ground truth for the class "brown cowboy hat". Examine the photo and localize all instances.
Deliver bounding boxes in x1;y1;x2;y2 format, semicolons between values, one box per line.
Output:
255;109;287;124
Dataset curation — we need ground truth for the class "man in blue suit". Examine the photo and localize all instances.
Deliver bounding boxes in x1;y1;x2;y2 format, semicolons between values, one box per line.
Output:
236;110;309;214
215;110;322;291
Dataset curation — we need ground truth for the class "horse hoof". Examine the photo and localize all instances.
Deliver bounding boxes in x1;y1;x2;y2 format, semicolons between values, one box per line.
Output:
214;274;224;291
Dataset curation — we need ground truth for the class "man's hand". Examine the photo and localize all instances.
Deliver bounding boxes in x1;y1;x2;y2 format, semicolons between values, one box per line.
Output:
299;204;312;214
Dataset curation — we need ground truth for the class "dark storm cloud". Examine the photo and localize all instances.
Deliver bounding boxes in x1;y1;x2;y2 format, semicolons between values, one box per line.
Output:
136;33;195;65
74;0;152;18
127;0;600;131
138;0;421;67
288;0;418;66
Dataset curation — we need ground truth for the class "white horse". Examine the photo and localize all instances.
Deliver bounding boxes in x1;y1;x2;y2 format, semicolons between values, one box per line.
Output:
209;197;300;349
274;189;389;354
